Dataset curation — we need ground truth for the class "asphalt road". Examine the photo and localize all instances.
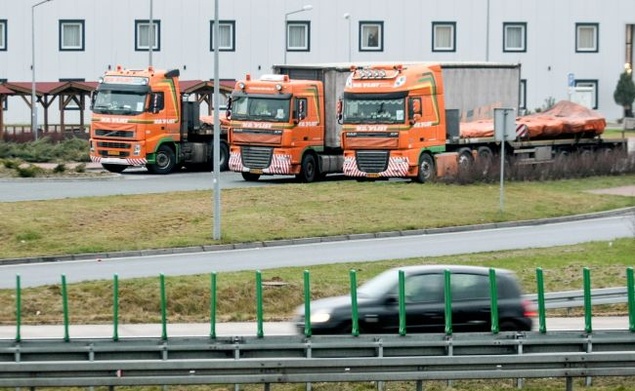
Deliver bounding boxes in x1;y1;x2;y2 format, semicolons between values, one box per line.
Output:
0;317;630;340
0;168;350;202
1;212;632;289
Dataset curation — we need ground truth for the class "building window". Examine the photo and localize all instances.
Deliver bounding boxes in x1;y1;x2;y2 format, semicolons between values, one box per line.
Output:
1;78;7;111
519;79;527;111
432;22;456;52
0;20;6;51
503;22;527;52
576;23;599;53
210;20;236;51
574;79;598;109
286;21;310;52
359;21;383;52
59;20;85;51
135;20;161;51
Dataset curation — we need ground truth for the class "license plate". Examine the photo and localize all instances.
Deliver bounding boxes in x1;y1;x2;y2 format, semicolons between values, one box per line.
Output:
367;173;380;178
250;169;263;174
107;150;119;156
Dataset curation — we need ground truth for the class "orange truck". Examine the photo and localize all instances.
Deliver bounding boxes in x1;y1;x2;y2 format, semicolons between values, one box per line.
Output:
89;66;229;174
337;62;626;182
227;71;347;182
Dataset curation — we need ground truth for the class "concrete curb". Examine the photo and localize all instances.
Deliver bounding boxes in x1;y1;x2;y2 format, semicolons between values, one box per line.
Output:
1;206;633;267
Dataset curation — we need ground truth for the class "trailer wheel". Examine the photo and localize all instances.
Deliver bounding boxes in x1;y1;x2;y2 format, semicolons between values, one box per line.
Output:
241;172;261;182
477;146;494;174
414;153;435;183
297;153;318;183
101;164;128;174
457;147;474;168
147;144;176;174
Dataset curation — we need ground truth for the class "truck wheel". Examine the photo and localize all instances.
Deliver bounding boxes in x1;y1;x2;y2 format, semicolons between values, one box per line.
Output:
219;142;229;171
477;146;494;174
101;164;127;174
457;147;474;169
414;153;435;183
296;153;318;183
147;145;176;174
241;172;260;182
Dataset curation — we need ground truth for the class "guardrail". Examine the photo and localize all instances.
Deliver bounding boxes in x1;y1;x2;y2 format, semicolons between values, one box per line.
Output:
0;331;634;388
526;287;628;309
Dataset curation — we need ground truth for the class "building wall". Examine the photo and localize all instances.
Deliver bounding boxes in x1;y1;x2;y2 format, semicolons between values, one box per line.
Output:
1;0;633;124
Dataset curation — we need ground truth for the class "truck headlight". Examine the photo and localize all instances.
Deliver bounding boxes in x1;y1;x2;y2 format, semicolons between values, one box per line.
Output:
133;144;141;156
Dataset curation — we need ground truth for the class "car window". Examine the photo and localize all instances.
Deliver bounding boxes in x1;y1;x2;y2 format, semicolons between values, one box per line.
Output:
451;273;489;301
405;273;444;303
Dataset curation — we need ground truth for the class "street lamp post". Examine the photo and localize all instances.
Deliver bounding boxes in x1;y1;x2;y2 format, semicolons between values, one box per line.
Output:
283;4;312;64
343;13;352;62
31;0;53;141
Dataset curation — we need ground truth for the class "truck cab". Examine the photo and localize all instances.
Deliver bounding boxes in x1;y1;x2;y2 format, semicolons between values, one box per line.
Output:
227;74;327;182
340;64;449;182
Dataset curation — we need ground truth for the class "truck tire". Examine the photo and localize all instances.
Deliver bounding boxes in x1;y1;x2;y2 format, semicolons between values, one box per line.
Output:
241;172;260;181
147;144;176;174
101;164;127;174
218;141;229;171
457;147;474;168
477;146;494;174
296;153;318;183
414;153;435;183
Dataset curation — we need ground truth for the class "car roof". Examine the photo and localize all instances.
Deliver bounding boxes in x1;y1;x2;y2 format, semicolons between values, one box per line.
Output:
389;264;514;277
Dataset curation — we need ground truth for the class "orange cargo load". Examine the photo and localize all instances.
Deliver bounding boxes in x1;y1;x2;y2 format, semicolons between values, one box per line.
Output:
459;100;605;139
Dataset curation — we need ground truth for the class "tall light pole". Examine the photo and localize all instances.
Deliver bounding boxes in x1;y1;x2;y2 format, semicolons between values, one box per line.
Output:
31;0;53;141
283;4;312;64
343;13;352;62
148;0;153;66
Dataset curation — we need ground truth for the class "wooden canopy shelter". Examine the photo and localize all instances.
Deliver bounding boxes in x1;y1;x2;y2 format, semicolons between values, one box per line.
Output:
0;79;236;137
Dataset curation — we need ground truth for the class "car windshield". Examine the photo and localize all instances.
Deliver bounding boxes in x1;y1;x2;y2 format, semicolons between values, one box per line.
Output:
343;97;405;124
231;96;290;122
93;90;147;115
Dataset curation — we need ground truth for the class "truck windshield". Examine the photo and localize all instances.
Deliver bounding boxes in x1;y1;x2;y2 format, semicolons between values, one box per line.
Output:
92;90;147;115
231;96;290;122
343;98;405;124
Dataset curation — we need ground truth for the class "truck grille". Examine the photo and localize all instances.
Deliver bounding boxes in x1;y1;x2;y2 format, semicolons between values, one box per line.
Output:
94;129;135;138
241;146;273;169
97;142;130;149
356;151;389;173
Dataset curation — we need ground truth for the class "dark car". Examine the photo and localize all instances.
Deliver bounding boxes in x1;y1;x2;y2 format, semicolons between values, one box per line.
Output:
294;265;534;335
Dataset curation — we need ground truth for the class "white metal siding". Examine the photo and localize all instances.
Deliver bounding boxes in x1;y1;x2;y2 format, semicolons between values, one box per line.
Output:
0;0;633;123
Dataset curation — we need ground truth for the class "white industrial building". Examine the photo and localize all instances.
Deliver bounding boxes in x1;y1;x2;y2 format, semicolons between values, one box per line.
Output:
0;0;634;126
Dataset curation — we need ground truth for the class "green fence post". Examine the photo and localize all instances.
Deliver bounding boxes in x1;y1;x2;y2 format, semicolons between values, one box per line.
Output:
350;270;359;337
583;267;592;334
627;267;634;332
160;273;168;340
15;275;21;343
113;274;119;342
444;269;452;336
536;268;547;333
61;274;70;342
489;268;499;334
398;270;406;336
256;271;264;338
303;270;312;338
210;272;217;339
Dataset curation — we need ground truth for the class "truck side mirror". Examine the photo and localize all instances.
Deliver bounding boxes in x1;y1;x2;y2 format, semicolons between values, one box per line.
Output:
409;98;422;125
336;98;343;124
225;97;233;119
295;99;306;123
151;92;164;114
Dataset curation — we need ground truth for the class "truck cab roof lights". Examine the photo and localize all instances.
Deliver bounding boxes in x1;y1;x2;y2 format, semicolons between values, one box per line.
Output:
275;84;283;92
260;74;289;82
245;74;252;81
238;82;246;90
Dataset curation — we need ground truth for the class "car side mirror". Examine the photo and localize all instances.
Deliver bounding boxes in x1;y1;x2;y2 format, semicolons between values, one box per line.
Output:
384;295;399;306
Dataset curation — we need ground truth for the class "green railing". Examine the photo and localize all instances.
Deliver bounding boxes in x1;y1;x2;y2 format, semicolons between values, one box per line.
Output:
10;267;635;342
